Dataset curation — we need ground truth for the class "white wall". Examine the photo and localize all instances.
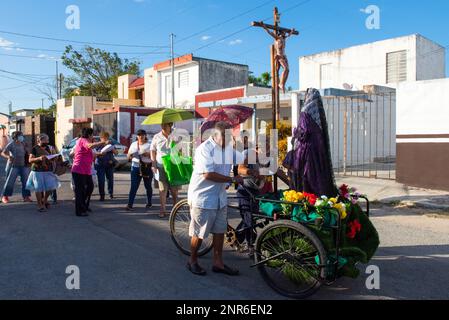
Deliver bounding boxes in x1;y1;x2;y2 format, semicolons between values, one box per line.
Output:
397;78;449;136
72;96;95;119
55;97;96;150
299;34;444;91
158;63;199;108
144;67;158;108
55;99;74;149
416;35;446;81
118;74;137;99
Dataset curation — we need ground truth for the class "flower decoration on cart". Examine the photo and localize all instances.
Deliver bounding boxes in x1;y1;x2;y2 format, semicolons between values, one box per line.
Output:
258;184;379;279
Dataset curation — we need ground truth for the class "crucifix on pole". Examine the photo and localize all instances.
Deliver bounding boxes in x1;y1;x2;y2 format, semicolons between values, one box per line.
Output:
252;7;298;191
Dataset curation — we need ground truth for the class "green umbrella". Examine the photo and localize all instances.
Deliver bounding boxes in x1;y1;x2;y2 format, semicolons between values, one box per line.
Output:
141;109;194;125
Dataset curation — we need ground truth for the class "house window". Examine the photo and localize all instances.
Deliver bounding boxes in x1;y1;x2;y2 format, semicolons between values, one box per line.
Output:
387;50;407;83
178;70;189;88
320;63;332;89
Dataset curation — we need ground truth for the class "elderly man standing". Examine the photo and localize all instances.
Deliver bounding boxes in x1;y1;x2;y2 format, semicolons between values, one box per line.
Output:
187;122;243;276
150;122;180;218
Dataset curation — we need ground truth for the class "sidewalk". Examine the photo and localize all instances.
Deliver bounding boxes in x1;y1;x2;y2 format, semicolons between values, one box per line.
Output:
336;175;449;210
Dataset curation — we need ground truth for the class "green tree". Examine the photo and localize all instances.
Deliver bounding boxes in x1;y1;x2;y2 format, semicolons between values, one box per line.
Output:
248;71;271;87
61;45;140;100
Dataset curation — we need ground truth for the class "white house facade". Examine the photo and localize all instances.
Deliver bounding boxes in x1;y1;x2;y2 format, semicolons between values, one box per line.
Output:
299;34;446;91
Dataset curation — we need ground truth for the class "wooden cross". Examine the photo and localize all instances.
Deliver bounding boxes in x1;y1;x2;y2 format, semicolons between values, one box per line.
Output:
252;7;299;125
252;7;298;192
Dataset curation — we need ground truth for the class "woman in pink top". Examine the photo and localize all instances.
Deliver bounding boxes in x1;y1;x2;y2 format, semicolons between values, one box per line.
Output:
71;128;106;216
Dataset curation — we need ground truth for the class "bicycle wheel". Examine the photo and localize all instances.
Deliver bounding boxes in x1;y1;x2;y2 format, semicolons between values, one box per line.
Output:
169;199;213;257
254;220;327;299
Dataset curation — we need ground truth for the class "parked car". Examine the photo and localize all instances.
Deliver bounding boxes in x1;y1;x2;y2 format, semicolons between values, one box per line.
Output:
61;137;128;168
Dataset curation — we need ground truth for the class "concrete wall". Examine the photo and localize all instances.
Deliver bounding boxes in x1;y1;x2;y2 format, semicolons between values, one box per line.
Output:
416;35;446;81
55;97;95;150
158;63;200;108
299;34;445;91
396;78;449;190
72;96;95;120
56;98;73;150
198;59;248;93
144;67;158;108
161;63;200;109
118;74;138;99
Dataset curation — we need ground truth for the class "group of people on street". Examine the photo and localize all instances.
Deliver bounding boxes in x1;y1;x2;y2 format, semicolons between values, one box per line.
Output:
0;122;271;279
1;131;60;212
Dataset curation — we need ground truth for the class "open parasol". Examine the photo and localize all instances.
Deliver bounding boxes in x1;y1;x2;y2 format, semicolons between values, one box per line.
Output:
200;105;254;135
141;109;194;125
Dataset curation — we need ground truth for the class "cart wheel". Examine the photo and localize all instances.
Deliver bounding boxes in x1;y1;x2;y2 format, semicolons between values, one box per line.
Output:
169;199;213;257
254;220;327;299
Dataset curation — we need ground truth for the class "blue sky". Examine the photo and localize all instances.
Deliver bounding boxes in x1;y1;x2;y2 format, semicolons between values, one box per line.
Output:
0;0;448;112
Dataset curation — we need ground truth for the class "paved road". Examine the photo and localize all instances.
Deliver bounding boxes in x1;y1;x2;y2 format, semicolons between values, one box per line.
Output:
0;159;448;300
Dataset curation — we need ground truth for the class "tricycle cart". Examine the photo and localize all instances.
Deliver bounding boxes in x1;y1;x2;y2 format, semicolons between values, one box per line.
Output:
169;181;376;299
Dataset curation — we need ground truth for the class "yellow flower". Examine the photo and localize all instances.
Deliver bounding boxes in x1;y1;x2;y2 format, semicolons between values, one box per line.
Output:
329;198;337;204
334;203;347;219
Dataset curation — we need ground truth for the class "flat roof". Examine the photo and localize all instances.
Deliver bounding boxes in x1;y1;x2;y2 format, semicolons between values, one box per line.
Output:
301;33;445;59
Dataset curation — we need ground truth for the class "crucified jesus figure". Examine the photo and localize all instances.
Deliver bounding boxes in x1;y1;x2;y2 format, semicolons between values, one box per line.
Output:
262;25;296;93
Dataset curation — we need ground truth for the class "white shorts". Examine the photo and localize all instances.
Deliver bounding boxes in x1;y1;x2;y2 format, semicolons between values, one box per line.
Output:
189;206;228;239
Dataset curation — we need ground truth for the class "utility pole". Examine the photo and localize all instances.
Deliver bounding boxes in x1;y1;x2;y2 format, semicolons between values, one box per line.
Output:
170;33;175;109
59;73;63;100
8;101;12;116
56;61;59;100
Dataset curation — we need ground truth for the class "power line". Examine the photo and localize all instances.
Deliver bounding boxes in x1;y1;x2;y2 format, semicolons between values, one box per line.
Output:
0;68;54;77
175;0;276;44
1;45;170;55
130;0;277;61
0;29;169;48
0;52;60;60
183;0;313;56
0;77;51;91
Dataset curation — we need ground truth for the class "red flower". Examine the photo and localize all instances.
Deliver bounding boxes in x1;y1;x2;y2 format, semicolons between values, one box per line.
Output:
346;219;361;239
303;192;318;206
339;184;350;198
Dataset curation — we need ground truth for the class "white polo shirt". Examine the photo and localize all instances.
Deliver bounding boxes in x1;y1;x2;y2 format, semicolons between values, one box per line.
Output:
188;137;242;210
150;131;180;166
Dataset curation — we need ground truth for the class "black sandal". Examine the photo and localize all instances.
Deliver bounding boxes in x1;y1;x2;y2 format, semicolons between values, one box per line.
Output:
187;262;207;276
212;265;239;276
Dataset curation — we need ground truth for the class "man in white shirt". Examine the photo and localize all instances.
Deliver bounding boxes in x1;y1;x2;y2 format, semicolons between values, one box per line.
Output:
150;122;180;218
187;122;244;276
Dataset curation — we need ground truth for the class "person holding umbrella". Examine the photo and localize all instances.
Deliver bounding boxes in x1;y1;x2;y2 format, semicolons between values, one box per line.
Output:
150;122;181;218
141;108;194;217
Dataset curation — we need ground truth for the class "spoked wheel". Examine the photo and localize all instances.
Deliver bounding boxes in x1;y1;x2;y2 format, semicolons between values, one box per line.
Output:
169;199;213;257
254;220;327;299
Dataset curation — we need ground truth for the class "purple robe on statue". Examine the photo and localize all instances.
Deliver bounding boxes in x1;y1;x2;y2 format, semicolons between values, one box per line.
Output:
291;89;338;197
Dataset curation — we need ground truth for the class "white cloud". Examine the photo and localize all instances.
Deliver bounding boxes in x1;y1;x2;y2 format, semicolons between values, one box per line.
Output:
201;35;211;41
0;37;16;49
228;39;243;46
16;48;25;52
